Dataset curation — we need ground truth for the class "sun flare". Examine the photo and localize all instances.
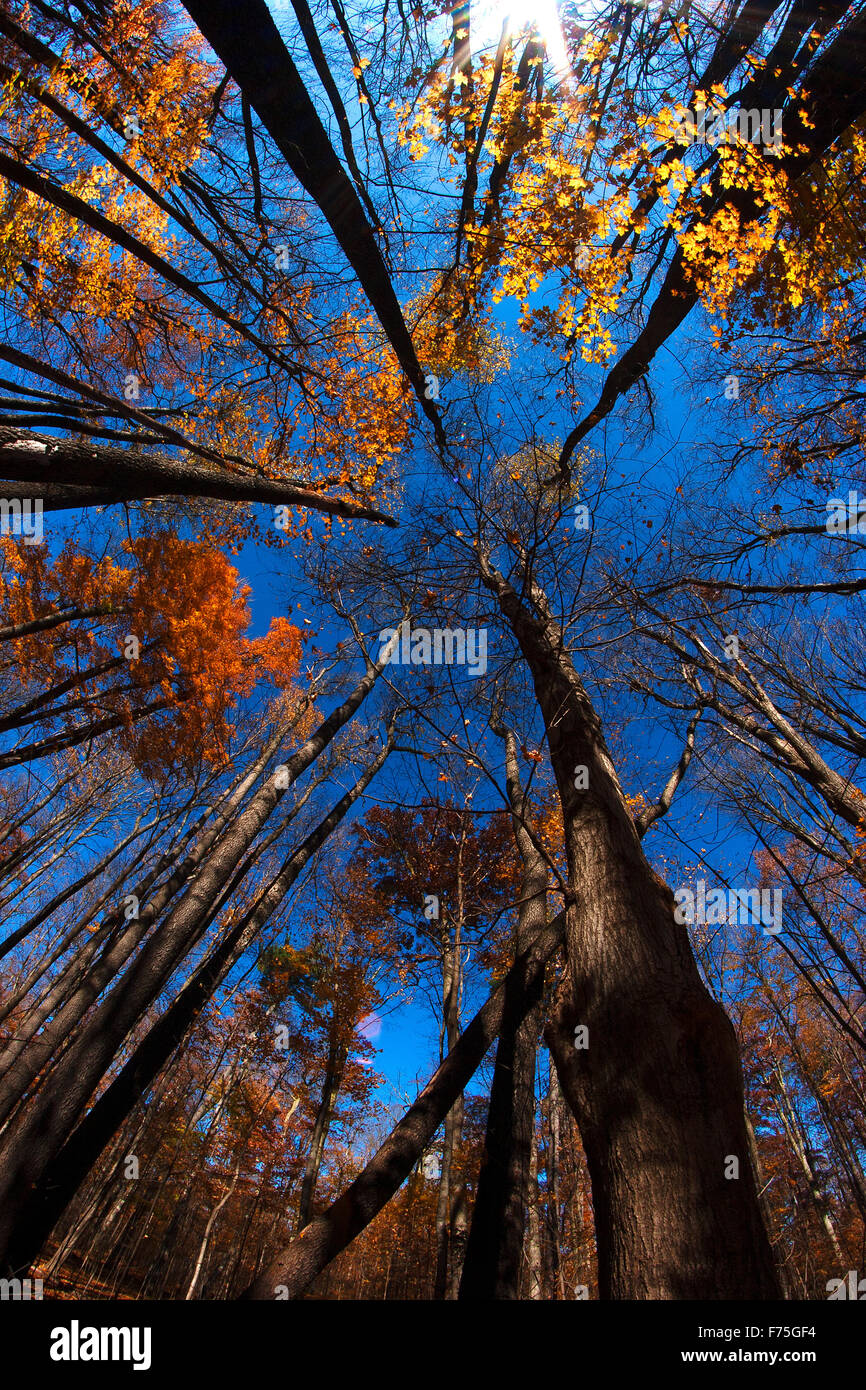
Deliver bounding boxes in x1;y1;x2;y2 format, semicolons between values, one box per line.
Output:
472;0;573;81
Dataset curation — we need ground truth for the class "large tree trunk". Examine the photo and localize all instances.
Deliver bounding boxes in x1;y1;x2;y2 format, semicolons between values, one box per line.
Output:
480;553;780;1298
0;426;394;525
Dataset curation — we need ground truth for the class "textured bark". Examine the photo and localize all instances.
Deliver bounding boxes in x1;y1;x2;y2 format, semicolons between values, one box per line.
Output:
0;427;396;525
296;1039;348;1233
432;1115;453;1299
524;1125;545;1299
446;1136;469;1299
239;914;565;1299
481;554;780;1299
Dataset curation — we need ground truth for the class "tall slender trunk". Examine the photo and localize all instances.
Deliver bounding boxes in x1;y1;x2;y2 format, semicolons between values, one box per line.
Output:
240;915;565;1299
545;1059;566;1300
766;991;866;1224
459;726;547;1298
0;726;286;1120
297;1037;347;1232
222;1163;272;1298
0;673;388;1276
184;1161;241;1300
743;1108;794;1300
769;1053;845;1264
434;912;464;1298
525;1123;545;1299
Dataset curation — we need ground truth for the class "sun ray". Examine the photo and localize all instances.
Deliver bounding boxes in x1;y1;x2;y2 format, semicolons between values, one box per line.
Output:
471;0;574;82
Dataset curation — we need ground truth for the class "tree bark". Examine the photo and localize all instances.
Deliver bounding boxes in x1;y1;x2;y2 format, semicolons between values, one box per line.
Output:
0;657;386;1272
296;1037;348;1233
0;427;396;525
524;1123;545;1299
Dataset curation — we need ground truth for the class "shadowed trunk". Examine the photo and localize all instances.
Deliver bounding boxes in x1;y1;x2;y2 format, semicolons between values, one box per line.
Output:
297;1036;348;1233
0;661;387;1275
459;726;547;1298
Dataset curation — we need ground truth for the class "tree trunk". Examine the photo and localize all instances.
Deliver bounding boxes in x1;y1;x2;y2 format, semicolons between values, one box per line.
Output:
524;1124;545;1299
184;1162;241;1300
459;726;546;1298
545;1059;566;1300
0;426;394;525
480;553;780;1298
769;1053;845;1264
0;740;391;1277
0;723;287;1125
297;1039;347;1232
0;665;387;1275
434;912;464;1299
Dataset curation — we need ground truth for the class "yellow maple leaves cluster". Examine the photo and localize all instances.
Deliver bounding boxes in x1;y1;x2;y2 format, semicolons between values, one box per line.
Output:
0;0;214;326
395;29;847;379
